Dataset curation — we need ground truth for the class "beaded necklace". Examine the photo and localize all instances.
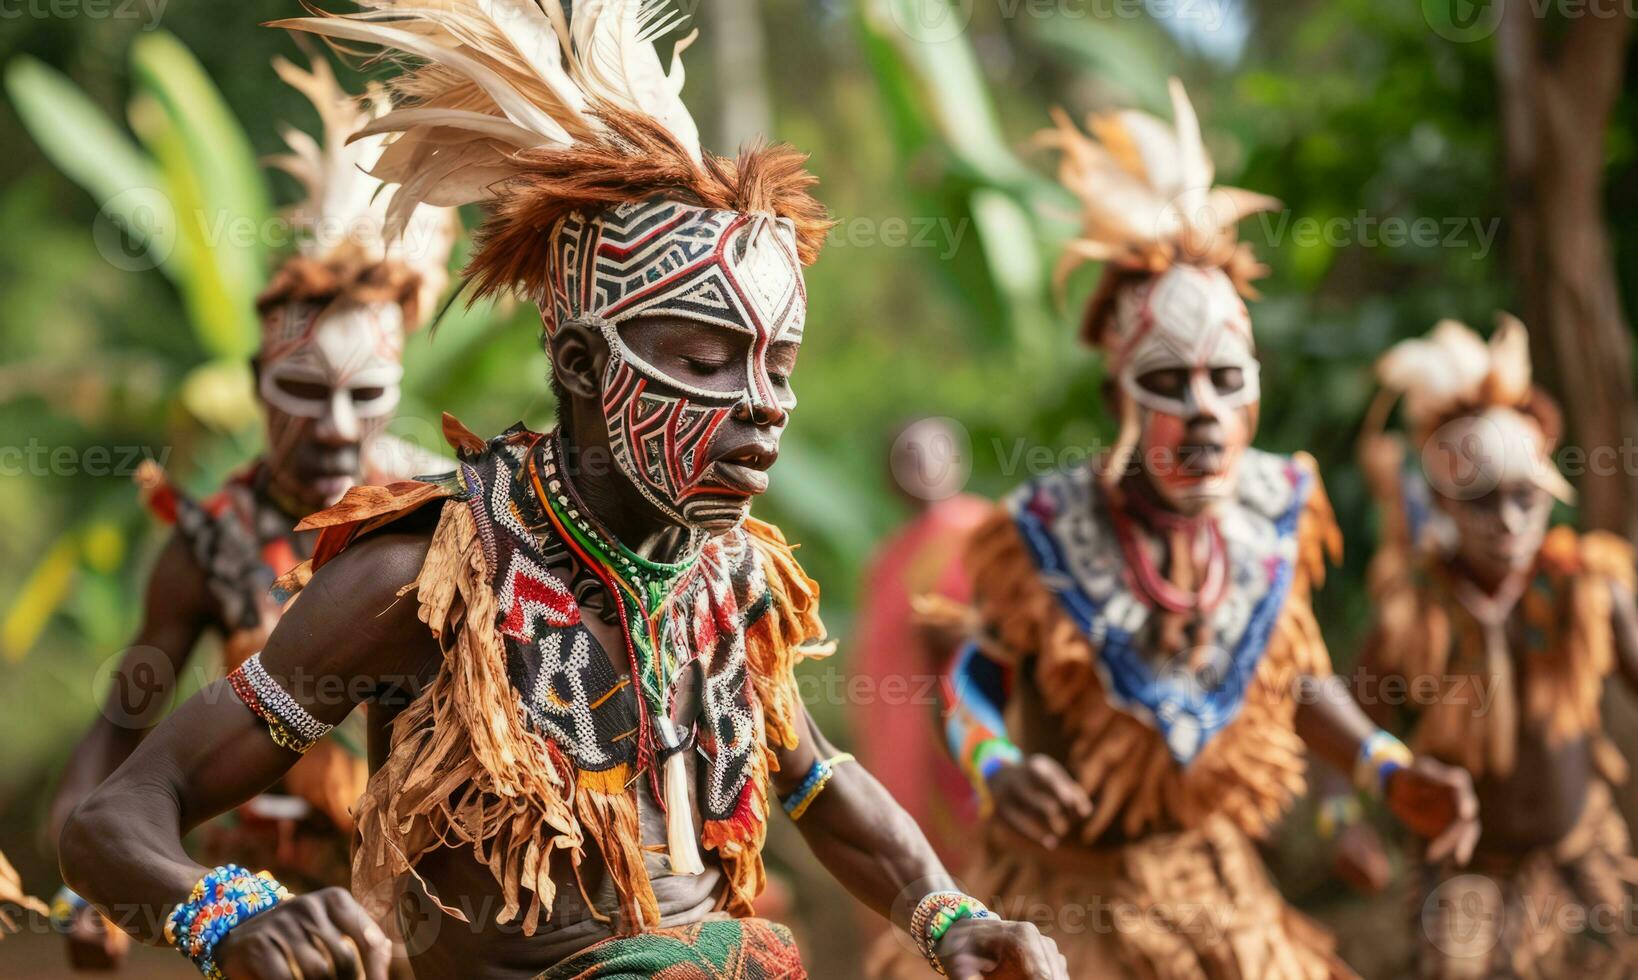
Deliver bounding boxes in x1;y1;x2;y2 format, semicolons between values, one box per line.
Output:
529;435;704;770
530;433;711;875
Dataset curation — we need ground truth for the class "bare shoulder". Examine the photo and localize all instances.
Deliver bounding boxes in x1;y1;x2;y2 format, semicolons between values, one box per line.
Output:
262;521;442;700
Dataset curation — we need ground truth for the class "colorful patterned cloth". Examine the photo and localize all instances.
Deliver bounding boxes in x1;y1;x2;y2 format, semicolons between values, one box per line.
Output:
539;919;805;980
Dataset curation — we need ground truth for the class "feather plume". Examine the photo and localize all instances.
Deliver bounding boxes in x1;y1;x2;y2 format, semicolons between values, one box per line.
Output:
275;0;831;299
273;0;706;239
1038;77;1278;293
1486;312;1533;406
1377;315;1541;429
266;46;458;324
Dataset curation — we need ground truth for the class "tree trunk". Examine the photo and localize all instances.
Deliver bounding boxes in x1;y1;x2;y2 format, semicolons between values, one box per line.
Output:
1498;5;1636;537
708;0;772;151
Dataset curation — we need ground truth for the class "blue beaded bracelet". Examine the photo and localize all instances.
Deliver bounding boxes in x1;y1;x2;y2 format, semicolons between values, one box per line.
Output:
163;865;291;979
781;752;855;821
49;885;89;933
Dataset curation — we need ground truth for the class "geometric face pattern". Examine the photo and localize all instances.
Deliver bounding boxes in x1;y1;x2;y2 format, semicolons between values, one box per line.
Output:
541;199;807;528
1108;264;1260;511
1111;264;1259;417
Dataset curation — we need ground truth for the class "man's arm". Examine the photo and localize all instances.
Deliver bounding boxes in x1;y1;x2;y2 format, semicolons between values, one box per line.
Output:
771;708;1067;980
942;643;1090;850
47;533;215;854
1294;674;1480;864
59;531;438;978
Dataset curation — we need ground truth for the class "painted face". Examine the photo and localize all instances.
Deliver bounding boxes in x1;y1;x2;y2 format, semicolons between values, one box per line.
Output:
1424;406;1567;581
543;200;806;531
1109;265;1260;515
1441;478;1553;582
258;299;405;511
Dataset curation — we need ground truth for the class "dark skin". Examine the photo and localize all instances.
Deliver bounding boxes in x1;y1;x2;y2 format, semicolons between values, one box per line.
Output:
61;315;1068;980
983;395;1480;865
45;352;380;969
1335;480;1638;874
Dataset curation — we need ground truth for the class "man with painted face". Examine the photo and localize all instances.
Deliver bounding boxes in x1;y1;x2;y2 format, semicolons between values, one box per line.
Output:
58;4;1068;979
45;52;454;970
1335;315;1638;977
875;82;1481;979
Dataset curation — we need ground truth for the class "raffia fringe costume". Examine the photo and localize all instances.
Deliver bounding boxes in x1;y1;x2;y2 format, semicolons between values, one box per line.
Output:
1365;318;1638;978
874;452;1352;980
287;421;828;962
1368;452;1638;978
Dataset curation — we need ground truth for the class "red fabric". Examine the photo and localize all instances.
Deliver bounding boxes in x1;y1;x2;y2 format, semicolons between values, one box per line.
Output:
850;494;990;867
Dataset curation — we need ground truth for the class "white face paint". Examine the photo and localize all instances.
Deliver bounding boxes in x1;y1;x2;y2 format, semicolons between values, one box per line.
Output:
545;201;807;531
1107;265;1260;513
258;300;406;510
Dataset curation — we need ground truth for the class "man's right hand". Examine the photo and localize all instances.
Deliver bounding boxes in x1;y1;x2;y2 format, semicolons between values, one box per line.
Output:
214;888;391;980
987;754;1093;849
63;904;130;971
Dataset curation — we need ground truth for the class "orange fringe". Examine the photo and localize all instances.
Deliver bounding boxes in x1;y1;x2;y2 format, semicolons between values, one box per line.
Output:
705;517;833;915
965;453;1339;841
352;501;582;935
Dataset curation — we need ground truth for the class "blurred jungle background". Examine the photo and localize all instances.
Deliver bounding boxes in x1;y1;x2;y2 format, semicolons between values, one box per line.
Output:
3;0;1638;976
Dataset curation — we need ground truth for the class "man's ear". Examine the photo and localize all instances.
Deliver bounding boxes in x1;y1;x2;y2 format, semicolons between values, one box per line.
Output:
549;320;607;400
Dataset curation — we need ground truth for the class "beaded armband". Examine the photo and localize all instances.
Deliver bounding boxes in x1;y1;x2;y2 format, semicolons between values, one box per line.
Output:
227;653;332;754
49;885;89;933
164;865;291;979
911;890;994;976
1353;729;1412;798
781;752;855;821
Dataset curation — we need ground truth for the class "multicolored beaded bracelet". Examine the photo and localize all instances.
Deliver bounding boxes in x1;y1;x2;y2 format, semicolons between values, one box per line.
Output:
911;889;994;975
164;864;291;979
781;752;855;821
49;884;89;933
227;653;332;755
1314;794;1365;841
1353;729;1413;798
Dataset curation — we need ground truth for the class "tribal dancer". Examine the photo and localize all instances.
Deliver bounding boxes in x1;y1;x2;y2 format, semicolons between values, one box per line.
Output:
46;51;455;970
1343;315;1638;978
57;4;1068;978
877;81;1482;979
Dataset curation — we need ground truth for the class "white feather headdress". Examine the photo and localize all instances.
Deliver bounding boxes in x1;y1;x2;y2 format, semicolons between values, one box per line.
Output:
1038;78;1279;298
265;48;458;325
271;0;700;241
1376;314;1535;431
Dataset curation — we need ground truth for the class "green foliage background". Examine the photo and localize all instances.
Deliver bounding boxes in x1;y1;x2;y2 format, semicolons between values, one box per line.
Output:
1;0;1635;973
